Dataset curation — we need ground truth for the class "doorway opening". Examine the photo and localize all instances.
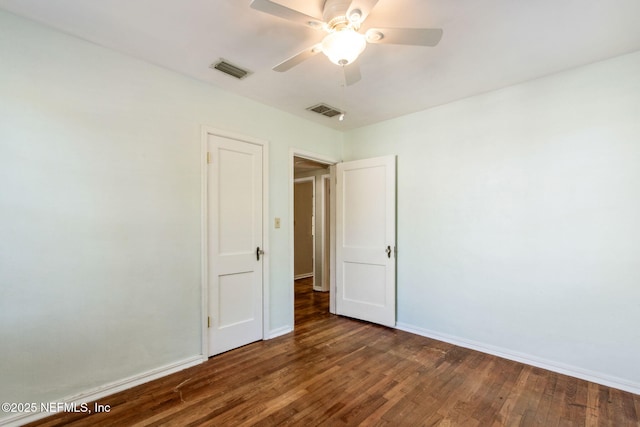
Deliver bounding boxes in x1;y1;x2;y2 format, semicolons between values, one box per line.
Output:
294;176;315;284
291;152;336;327
290;152;397;330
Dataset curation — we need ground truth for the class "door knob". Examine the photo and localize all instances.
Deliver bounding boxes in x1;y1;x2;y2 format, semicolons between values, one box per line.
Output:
256;247;265;261
386;246;392;258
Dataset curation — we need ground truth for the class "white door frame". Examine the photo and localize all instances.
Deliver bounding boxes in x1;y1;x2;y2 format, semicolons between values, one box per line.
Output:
319;174;331;292
289;149;339;328
201;127;270;359
293;176;316;284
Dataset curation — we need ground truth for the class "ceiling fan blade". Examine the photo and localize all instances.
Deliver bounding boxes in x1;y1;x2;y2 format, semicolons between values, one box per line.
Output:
346;0;379;24
273;44;322;72
365;28;443;46
250;0;324;28
343;60;362;86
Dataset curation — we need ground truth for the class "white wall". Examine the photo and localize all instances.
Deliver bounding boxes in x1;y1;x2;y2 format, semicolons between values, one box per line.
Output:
0;9;342;416
344;51;640;392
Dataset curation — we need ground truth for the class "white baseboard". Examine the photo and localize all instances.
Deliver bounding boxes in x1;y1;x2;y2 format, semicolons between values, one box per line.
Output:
396;322;640;396
268;325;293;339
294;273;313;280
0;355;204;427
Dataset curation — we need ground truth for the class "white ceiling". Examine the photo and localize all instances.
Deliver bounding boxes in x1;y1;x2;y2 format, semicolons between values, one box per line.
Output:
2;0;640;131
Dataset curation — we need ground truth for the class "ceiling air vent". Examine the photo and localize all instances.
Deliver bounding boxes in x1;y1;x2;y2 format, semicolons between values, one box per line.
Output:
210;59;251;80
306;103;343;118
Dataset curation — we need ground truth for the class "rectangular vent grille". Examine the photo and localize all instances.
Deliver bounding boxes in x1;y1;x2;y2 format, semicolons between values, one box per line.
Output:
211;59;251;80
306;103;343;118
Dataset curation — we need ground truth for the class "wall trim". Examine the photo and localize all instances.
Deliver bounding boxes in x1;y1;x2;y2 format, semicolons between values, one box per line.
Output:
396;322;640;396
0;356;204;427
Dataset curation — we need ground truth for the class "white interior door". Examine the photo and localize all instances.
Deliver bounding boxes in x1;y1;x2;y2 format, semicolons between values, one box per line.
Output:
208;134;263;356
336;156;396;327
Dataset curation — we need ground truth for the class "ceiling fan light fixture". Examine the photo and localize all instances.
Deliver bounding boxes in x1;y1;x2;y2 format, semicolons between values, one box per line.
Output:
321;28;366;66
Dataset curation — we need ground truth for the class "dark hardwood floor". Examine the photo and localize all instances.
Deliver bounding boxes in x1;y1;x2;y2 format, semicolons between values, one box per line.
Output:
26;278;640;426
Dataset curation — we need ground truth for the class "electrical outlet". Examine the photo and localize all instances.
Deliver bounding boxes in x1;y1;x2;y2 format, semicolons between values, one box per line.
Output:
274;218;281;229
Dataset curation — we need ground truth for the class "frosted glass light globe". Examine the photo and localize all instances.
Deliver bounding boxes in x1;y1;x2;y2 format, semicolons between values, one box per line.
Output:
321;29;366;66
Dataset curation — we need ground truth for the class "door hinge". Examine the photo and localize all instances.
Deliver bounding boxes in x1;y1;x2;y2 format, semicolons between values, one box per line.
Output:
207;316;211;328
207;152;212;164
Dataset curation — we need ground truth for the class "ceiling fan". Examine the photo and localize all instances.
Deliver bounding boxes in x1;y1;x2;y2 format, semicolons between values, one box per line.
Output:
249;0;443;85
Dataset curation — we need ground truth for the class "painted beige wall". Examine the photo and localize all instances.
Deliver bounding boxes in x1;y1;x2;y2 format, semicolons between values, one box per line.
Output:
294;180;314;278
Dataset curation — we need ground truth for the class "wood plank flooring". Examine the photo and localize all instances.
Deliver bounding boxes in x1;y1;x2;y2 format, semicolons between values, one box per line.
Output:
26;278;640;426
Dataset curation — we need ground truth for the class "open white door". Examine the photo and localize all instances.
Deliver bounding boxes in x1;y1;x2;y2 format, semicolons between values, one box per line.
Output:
208;134;263;356
336;155;396;327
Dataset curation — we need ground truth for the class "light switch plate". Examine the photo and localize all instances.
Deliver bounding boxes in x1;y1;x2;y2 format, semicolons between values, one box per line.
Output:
274;218;281;229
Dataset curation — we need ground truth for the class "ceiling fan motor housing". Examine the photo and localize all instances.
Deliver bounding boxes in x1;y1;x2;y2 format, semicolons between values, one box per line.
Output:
323;0;352;23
